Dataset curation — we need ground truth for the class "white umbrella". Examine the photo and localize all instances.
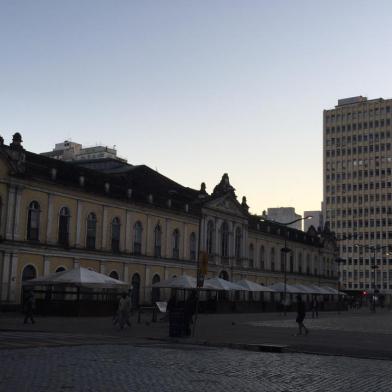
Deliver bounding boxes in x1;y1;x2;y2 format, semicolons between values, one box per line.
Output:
292;284;318;294
152;274;197;289
268;282;299;293
23;267;128;289
204;277;248;291
307;284;331;295
236;279;276;292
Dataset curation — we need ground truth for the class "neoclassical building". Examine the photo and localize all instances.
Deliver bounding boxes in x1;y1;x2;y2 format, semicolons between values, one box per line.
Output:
0;134;338;306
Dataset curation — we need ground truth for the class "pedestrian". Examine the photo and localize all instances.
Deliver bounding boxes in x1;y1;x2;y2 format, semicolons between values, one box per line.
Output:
311;296;319;319
184;290;197;336
23;290;35;324
117;292;131;330
294;295;308;336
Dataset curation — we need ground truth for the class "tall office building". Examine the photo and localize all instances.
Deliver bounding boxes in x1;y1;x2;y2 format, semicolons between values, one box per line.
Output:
323;96;392;295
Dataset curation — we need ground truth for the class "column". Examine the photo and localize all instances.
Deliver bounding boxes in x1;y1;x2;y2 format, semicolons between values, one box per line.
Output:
183;222;188;260
13;186;23;240
73;258;80;269
75;200;83;247
1;253;11;301
5;185;17;240
9;254;19;302
144;265;150;303
123;264;129;282
165;218;170;257
125;211;132;253
100;261;106;274
44;256;51;276
214;218;220;263
46;194;54;244
101;206;108;250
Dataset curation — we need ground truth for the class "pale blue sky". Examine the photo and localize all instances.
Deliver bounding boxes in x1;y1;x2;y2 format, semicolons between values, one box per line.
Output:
1;1;392;216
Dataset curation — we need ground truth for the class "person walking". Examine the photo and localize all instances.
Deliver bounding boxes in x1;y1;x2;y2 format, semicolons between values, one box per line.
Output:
117;292;131;330
184;290;197;336
294;295;308;336
23;290;35;324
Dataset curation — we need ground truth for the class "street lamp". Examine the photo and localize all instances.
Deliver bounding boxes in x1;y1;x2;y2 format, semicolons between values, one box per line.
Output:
355;244;389;312
279;216;313;316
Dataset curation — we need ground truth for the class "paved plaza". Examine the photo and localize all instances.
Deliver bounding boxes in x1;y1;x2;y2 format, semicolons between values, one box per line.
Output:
1;309;392;391
1;344;392;392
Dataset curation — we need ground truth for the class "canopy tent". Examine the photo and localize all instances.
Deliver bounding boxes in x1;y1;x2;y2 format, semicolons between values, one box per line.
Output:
291;284;318;294
322;286;340;295
306;284;333;295
23;267;129;289
151;274;198;290
235;279;276;292
267;282;300;293
204;277;249;291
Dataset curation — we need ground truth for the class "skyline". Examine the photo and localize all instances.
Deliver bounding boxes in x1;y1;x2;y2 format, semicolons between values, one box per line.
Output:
2;1;392;216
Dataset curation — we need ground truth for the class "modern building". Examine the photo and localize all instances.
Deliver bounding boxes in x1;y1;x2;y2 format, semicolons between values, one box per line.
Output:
0;133;337;307
304;211;323;232
267;208;302;230
41;140;127;163
323;96;392;296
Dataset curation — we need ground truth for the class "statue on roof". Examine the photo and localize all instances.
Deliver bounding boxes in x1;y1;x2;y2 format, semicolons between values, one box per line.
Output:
7;133;26;174
212;173;236;198
241;196;249;211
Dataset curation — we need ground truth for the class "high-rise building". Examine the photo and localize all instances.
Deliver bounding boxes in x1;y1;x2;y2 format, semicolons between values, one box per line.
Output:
323;96;392;295
267;207;302;230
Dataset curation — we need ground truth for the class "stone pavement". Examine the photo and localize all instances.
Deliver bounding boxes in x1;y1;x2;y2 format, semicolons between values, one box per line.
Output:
2;309;392;359
1;344;391;392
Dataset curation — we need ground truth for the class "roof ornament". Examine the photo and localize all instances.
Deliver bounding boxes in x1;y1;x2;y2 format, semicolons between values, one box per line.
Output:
212;173;236;197
241;196;249;211
198;182;208;199
7;132;26;174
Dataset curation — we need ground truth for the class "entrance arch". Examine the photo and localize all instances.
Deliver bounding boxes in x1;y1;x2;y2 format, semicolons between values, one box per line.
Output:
151;274;160;303
21;265;37;303
219;270;229;280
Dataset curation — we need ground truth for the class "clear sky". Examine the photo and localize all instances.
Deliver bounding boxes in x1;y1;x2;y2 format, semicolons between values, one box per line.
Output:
1;0;392;216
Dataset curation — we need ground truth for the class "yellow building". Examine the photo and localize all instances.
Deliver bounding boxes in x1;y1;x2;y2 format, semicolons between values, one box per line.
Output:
0;133;337;306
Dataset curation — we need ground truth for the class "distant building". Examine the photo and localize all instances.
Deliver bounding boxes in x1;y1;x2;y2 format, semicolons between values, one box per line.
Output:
304;211;323;232
41;140;127;164
267;207;302;230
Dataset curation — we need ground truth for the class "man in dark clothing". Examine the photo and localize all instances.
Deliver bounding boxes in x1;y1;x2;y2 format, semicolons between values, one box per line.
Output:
24;291;35;324
311;297;319;319
295;294;308;336
184;290;197;336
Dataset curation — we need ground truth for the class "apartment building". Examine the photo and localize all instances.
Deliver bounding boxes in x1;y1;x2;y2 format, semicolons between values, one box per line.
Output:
323;96;392;295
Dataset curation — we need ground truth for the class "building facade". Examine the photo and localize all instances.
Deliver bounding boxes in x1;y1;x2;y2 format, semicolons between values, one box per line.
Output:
0;134;337;306
323;96;392;295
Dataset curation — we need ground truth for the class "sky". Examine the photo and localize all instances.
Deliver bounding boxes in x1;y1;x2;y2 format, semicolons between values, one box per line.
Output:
1;0;392;216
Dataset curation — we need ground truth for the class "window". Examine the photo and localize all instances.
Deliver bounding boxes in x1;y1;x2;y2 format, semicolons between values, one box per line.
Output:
111;217;121;253
154;224;162;257
189;232;196;261
260;246;265;270
58;207;70;245
134;221;142;255
270;248;275;271
221;222;229;257
206;221;214;256
27;201;40;241
109;270;119;280
172;229;180;259
86;213;97;249
249;244;254;268
235;227;241;260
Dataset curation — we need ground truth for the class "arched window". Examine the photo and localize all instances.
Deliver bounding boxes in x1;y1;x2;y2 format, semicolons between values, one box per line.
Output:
58;207;70;245
86;213;97;249
206;220;214;256
235;227;241;261
131;273;141;307
219;270;229;280
270;248;275;272
172;229;180;259
109;270;119;280
133;221;142;255
56;266;66;273
154;224;162;257
27;201;40;241
221;222;229;258
151;274;160;303
249;244;254;268
111;217;121;253
298;252;302;273
189;232;196;261
260;246;265;270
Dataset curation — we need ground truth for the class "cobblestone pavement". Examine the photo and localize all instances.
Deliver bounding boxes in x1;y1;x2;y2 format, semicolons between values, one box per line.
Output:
0;344;391;392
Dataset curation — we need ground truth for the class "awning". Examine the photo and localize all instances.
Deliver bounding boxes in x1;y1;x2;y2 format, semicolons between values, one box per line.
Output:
204;277;248;291
23;267;129;289
235;279;276;292
267;282;300;293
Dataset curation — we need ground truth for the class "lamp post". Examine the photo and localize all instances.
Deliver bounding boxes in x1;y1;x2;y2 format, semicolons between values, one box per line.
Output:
355;244;389;312
279;216;312;316
335;257;345;313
